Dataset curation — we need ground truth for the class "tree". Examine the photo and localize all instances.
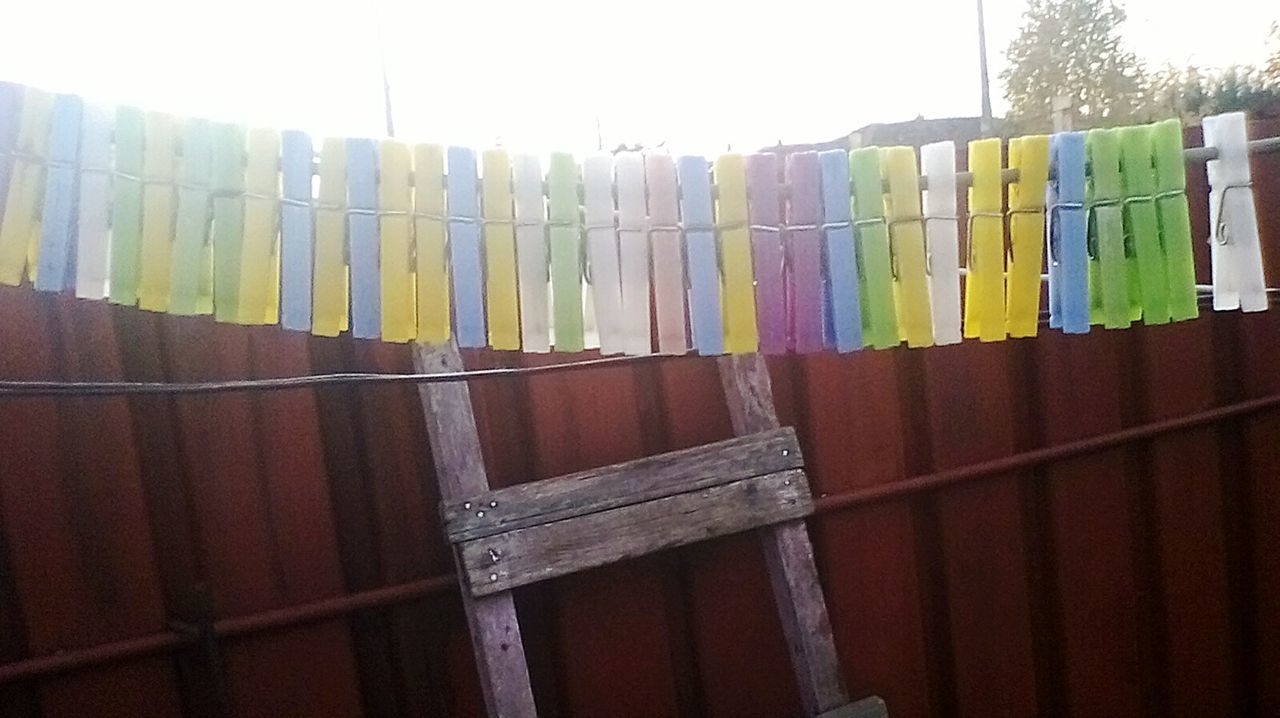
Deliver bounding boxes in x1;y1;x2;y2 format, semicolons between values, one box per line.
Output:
1266;22;1280;87
1001;0;1150;131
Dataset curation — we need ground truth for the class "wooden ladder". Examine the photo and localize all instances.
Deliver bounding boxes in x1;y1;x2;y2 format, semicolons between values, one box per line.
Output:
414;343;886;718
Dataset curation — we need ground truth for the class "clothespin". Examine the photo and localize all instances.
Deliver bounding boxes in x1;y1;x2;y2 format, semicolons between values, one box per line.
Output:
645;152;688;355
481;148;519;350
279;130;314;330
312;138;349;337
547;152;583;352
584;153;624;354
848;147;897;349
818;149;862;352
136;112;178;311
1119;125;1171;325
1006;135;1049;337
75;103;114;300
512;153;548;352
34;94;82;292
615;151;652;355
1046;132;1090;334
414;144;449;344
170;119;214;316
1150;119;1198;321
0;83;19;238
785;151;824;353
920;141;962;345
713;153;759;354
347;138;380;338
881;146;934;348
236;129;281;325
209;122;246;322
746;153;786;354
1085;128;1131;329
677;155;723;356
380;139;416;342
964;138;1006;341
1203;112;1266;312
0;87;53;286
447;146;485;346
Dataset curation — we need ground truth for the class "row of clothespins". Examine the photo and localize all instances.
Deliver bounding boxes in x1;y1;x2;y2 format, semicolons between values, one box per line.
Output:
0;81;1269;356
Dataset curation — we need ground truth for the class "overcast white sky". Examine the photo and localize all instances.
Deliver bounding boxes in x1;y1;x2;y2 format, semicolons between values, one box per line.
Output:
0;0;1274;155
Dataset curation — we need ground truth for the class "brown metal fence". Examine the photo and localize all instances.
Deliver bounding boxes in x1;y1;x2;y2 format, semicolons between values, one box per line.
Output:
1;120;1278;717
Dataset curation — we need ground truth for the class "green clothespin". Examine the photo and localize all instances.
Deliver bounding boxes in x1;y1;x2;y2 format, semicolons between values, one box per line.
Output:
170;119;214;316
109;106;145;306
1086;128;1131;329
547;152;583;352
1151;119;1199;322
210;123;245;323
1120;125;1170;325
849;148;898;349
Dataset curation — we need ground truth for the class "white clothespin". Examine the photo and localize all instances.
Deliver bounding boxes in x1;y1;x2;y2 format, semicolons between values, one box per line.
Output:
1204;112;1267;312
583;153;624;354
920;141;962;344
615;152;652;355
513;154;551;352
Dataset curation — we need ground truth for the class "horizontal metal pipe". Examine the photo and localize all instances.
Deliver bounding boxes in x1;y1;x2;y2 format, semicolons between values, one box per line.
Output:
3;390;1280;685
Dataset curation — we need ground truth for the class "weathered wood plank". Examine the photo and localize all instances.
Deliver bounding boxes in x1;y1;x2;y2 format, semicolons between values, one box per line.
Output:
411;342;538;718
461;469;813;596
443;427;802;543
717;354;852;716
817;695;889;718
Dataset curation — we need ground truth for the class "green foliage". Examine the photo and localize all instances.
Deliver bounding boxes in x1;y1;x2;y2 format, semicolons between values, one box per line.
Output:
1266;22;1280;86
1148;64;1280;121
1001;0;1150;132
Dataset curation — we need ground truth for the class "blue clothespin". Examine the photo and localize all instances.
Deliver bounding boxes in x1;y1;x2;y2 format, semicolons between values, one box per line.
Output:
347;138;380;339
1048;132;1089;334
447;146;485;348
35;94;82;292
280;130;314;332
677;155;723;356
818;149;863;352
0;83;20;234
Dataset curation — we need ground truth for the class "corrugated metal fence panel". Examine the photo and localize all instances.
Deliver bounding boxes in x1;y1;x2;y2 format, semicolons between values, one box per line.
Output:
0;121;1278;717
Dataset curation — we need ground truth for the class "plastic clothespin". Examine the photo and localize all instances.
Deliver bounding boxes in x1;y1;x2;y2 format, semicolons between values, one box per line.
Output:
584;152;624;354
75;102;114;300
1046;132;1090;334
616;151;652;355
1150;119;1198;322
1203;112;1266;313
279;130;314;330
512;153;547;352
849;147;898;349
548;152;583;352
882;146;934;348
785;151;824;353
414;143;449;344
678;155;723;356
746;153;785;354
818;149;862;352
1006;134;1049;337
0;87;53;286
645;152;688;355
920;141;962;345
209;122;246;322
312;138;348;337
168;120;214;316
1086;128;1131;329
447;146;485;347
237;128;281;325
380;139;415;342
1120;125;1171;325
964;138;1006;341
34;94;82;293
714;153;759;354
0;83;20;241
482;148;519;350
136;112;178;311
347;138;380;339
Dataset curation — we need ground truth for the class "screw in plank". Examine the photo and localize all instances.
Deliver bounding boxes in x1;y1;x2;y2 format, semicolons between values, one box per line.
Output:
463;501;472;510
477;510;486;518
489;573;498;582
487;548;501;563
488;500;498;508
782;449;790;456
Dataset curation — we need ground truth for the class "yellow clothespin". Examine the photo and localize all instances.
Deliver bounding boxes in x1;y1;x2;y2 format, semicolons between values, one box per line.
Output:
881;146;934;348
482;148;520;350
0;87;53;285
237;128;280;324
414;143;450;344
312;138;348;336
137;112;178;311
712;153;758;354
1006;135;1049;337
379;139;416;342
964;138;1006;341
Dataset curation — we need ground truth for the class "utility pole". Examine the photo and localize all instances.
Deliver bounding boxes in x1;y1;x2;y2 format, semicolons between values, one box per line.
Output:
976;0;994;136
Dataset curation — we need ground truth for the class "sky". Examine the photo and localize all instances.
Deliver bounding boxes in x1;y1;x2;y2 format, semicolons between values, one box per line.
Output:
0;0;1274;155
